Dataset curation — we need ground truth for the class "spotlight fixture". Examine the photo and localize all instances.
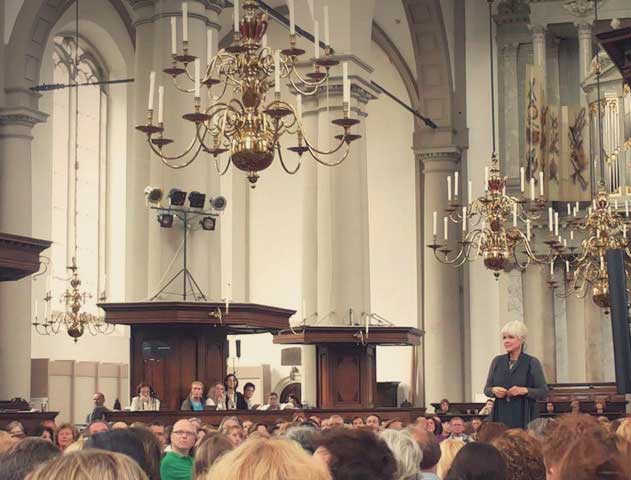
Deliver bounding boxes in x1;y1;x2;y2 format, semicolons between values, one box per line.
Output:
188;191;206;209
144;186;163;206
157;213;174;228
200;216;216;231
168;188;187;206
210;196;227;212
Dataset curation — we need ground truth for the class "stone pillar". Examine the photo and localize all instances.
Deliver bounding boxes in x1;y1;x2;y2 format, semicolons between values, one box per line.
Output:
418;147;463;402
0;105;48;399
584;298;606;381
522;264;556;382
577;22;593;106
530;25;547;84
500;42;520;183
566;293;587;381
547;37;561;106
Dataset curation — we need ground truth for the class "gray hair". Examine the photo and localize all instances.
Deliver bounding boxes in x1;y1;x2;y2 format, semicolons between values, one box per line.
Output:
380;429;423;480
500;320;528;341
526;417;554;440
285;424;318;454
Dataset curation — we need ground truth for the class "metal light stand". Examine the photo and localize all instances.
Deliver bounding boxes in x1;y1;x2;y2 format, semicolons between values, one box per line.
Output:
149;206;218;301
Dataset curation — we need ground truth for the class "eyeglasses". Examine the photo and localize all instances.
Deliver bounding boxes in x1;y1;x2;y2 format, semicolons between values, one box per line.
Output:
173;430;196;437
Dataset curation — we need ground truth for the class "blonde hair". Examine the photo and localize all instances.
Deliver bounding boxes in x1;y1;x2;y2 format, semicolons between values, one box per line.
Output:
0;430;17;454
205;438;331;480
436;438;465;478
616;418;631;443
29;449;148;480
501;321;528;341
63;436;86;454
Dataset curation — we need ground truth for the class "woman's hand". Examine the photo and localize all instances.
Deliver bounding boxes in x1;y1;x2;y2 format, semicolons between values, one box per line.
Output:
507;386;528;397
492;386;508;398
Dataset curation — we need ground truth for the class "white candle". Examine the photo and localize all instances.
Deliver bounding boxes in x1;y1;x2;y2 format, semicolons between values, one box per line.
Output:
447;176;452;201
148;71;156;111
468;180;472;205
597;229;600;239
323;5;330;46
548;207;553;232
513;203;517;227
576;201;579;213
550;261;554;276
593;199;597;209
567;203;571;215
526;220;531;240
444;217;448;241
342;62;350;108
207;28;214;64
432;211;437;237
314;20;320;59
234;0;240;33
539;171;544;196
296;94;302;121
288;0;295;35
554;211;559;236
462;207;467;232
626;201;629;217
158;86;164;124
484;167;489;190
454;172;459;197
563;238;567;247
194;59;200;98
520;167;525;192
171;17;177;55
274;50;281;93
530;178;535;201
601;256;605;270
182;2;188;42
570;230;574;240
565;260;570;273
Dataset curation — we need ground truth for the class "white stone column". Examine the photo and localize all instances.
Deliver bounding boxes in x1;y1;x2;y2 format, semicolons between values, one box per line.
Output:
547;37;561;106
522;264;556;382
500;42;520;182
0;105;48;399
418;147;464;403
566;293;587;381
529;24;547;85
577;22;593;106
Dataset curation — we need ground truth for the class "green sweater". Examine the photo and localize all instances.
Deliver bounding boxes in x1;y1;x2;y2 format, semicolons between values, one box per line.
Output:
160;451;194;480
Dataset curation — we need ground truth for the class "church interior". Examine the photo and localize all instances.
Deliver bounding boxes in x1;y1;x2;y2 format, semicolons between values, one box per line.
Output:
2;0;631;478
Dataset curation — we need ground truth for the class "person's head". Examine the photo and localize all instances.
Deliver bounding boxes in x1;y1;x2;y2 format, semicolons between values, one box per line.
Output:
88;420;110;436
33;424;55;442
190;381;204;400
436;439;465;478
136;383;152;399
129;426;163;480
407;425;441;472
439;398;450;412
207;438;330;480
226;425;244;448
328;415;344;429
476;422;508;444
485;399;494;409
288;393;300;407
148;422;166;449
286;424;318;454
426;416;442;435
224;374;238;392
444;442;507;480
570;399;581;413
313;428;397;480
0;437;60;480
366;414;381;432
527;417;555;441
243;382;255;400
7;421;25;439
170;419;197;455
0;430;17;454
93;392;106;407
471;418;482;433
443;422;452;434
546;401;555;414
112;422;128;430
242;420;253;435
84;428;150;477
449;417;465;436
55;423;79;451
218;416;241;433
28;449;148;480
352;416;365;428
500;321;527;354
595;399;606;413
385;419;404;430
268;392;279;406
491;429;545;480
194;432;234;479
253;423;269;435
380;429;423;480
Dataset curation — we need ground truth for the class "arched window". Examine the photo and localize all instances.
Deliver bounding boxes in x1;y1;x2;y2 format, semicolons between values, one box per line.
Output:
49;36;108;311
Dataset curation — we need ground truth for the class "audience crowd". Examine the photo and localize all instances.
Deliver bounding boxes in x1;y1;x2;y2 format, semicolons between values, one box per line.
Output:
3;406;631;480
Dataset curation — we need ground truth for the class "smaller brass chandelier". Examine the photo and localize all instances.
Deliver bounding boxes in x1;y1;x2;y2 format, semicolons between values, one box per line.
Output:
34;258;112;342
137;0;360;187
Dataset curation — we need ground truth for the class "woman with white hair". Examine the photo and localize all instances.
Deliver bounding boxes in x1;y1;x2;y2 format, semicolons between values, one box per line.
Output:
483;320;548;429
380;429;423;480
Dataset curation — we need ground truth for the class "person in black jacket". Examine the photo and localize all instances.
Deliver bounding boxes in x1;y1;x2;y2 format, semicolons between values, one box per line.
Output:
484;321;548;429
224;374;248;410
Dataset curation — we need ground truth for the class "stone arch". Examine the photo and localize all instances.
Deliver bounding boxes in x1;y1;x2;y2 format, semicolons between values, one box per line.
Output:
5;0;133;92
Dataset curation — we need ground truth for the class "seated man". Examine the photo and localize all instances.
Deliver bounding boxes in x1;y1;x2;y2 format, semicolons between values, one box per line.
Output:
160;419;196;480
365;414;381;433
86;420;110;436
180;381;205;411
258;392;283;411
447;417;470;443
243;382;257;409
86;392;110;423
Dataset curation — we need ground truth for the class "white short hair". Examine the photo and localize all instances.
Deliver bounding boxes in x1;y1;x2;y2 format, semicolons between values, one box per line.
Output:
500;320;528;340
380;429;423;480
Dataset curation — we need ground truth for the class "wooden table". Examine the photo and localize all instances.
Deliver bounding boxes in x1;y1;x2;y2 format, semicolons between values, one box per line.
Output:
0;412;58;433
104;407;427;427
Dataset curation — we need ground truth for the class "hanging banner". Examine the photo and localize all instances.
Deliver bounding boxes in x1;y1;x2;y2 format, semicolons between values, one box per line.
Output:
557;105;591;201
544;105;561;200
525;65;545;192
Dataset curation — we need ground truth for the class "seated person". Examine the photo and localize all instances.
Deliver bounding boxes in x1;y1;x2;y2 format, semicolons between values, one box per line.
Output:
130;383;160;411
545;401;555;414
243;382;257;409
180;381;206;411
258;392;284;411
595;399;606;414
478;399;494;416
437;398;458;414
86;392;110;423
287;393;301;409
205;382;227;410
224;374;248;410
570;399;581;414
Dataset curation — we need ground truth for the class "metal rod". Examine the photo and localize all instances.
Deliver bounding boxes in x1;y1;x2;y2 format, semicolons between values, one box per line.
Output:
370;80;438;129
31;78;134;92
183;211;188;301
488;0;496;154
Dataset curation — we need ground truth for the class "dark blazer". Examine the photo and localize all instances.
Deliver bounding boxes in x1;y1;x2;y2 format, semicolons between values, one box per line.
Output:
225;391;248;410
483;352;548;429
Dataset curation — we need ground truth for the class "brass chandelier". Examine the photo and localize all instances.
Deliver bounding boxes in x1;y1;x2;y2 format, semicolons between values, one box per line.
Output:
428;0;562;277
137;0;360;187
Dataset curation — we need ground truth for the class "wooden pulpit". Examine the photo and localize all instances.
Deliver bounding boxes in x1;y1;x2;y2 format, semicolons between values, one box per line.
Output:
273;326;423;409
0;233;51;281
100;302;294;410
597;27;631;88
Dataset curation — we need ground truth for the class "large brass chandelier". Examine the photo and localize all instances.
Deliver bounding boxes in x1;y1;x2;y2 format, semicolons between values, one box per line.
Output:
137;0;360;187
428;0;562;277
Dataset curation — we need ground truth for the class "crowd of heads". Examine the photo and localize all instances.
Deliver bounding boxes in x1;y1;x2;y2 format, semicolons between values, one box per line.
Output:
3;411;631;479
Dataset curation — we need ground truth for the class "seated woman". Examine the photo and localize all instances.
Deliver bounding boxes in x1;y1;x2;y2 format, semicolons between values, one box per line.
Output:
224;374;247;410
205;382;227;410
130;383;160;411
